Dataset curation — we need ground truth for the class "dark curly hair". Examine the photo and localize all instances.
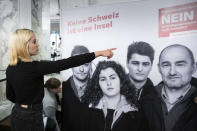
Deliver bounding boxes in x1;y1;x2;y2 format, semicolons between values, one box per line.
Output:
81;61;137;107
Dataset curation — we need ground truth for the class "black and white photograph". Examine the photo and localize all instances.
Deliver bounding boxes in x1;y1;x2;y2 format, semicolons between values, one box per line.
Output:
0;0;197;131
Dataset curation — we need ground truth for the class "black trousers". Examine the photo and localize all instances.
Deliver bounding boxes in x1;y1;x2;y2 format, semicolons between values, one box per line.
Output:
10;104;44;131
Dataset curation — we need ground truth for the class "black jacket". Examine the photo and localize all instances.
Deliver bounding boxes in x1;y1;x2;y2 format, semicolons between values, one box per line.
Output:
80;94;147;131
138;78;154;102
62;77;149;131
191;77;197;87
84;108;141;131
62;77;91;131
61;77;81;131
126;75;154;102
141;83;197;131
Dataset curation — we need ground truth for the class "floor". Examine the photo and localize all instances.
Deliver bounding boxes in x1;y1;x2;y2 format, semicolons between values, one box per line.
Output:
0;116;11;131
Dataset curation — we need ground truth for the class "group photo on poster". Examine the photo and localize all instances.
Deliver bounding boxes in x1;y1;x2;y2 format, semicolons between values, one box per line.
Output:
1;0;197;131
61;0;197;131
59;0;197;131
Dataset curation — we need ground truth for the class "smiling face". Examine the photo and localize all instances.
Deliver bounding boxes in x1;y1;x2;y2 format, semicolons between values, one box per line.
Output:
127;53;152;82
99;67;121;98
28;34;39;56
158;46;196;90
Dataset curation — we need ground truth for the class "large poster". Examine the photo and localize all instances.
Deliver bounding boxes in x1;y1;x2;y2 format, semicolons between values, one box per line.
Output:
159;2;197;37
60;0;197;85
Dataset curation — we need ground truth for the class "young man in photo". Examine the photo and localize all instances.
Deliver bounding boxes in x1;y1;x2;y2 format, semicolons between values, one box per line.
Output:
126;41;155;102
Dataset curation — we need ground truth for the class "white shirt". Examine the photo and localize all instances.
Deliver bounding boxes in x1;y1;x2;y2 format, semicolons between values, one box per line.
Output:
43;88;57;110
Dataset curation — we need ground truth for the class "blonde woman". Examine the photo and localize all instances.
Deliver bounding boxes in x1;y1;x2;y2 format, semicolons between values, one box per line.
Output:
6;28;116;131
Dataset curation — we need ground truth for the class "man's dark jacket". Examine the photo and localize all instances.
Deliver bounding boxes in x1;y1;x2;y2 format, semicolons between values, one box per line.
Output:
127;75;154;102
138;78;154;102
127;76;154;131
61;77;86;131
191;77;197;87
141;82;197;131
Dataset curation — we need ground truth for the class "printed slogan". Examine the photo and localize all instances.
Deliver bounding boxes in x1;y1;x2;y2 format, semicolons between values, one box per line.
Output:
159;2;197;37
67;12;119;34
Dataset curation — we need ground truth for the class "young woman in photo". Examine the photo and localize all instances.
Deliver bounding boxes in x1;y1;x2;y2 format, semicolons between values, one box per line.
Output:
81;61;142;131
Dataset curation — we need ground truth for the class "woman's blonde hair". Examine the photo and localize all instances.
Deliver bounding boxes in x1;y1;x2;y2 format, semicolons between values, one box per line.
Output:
9;29;34;65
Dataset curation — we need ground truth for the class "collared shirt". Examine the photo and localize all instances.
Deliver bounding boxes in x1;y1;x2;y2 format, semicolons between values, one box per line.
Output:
161;84;191;111
136;88;143;100
159;84;196;131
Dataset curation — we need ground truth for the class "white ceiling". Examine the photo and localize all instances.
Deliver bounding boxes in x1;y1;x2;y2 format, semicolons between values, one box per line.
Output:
50;0;60;22
49;0;145;23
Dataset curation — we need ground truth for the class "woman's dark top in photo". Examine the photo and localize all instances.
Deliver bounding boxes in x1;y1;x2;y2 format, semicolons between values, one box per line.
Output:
84;108;140;131
105;109;115;131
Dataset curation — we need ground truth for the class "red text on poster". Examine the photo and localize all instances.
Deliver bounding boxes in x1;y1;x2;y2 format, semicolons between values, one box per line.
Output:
159;2;197;37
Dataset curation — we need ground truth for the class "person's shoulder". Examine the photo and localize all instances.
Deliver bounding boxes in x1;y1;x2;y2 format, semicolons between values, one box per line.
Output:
146;78;154;86
62;77;72;87
6;63;18;70
43;89;52;101
62;77;74;96
142;78;155;94
88;107;103;114
148;82;163;98
125;110;140;120
141;83;160;102
191;77;197;87
62;77;71;83
6;65;11;72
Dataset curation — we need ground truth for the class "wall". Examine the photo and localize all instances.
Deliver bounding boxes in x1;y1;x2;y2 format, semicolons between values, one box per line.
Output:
51;22;60;33
31;0;51;61
0;0;18;120
0;0;18;103
0;0;50;70
0;0;50;120
0;0;18;71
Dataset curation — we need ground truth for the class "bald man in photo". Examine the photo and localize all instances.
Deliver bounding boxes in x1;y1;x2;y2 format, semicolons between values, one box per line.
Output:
141;44;197;131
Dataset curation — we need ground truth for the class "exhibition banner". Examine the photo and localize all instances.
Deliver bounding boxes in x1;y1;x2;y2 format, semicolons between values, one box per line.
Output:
159;2;197;37
60;0;197;84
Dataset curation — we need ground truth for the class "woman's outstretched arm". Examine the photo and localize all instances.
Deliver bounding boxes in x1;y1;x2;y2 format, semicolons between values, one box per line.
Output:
94;48;116;59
